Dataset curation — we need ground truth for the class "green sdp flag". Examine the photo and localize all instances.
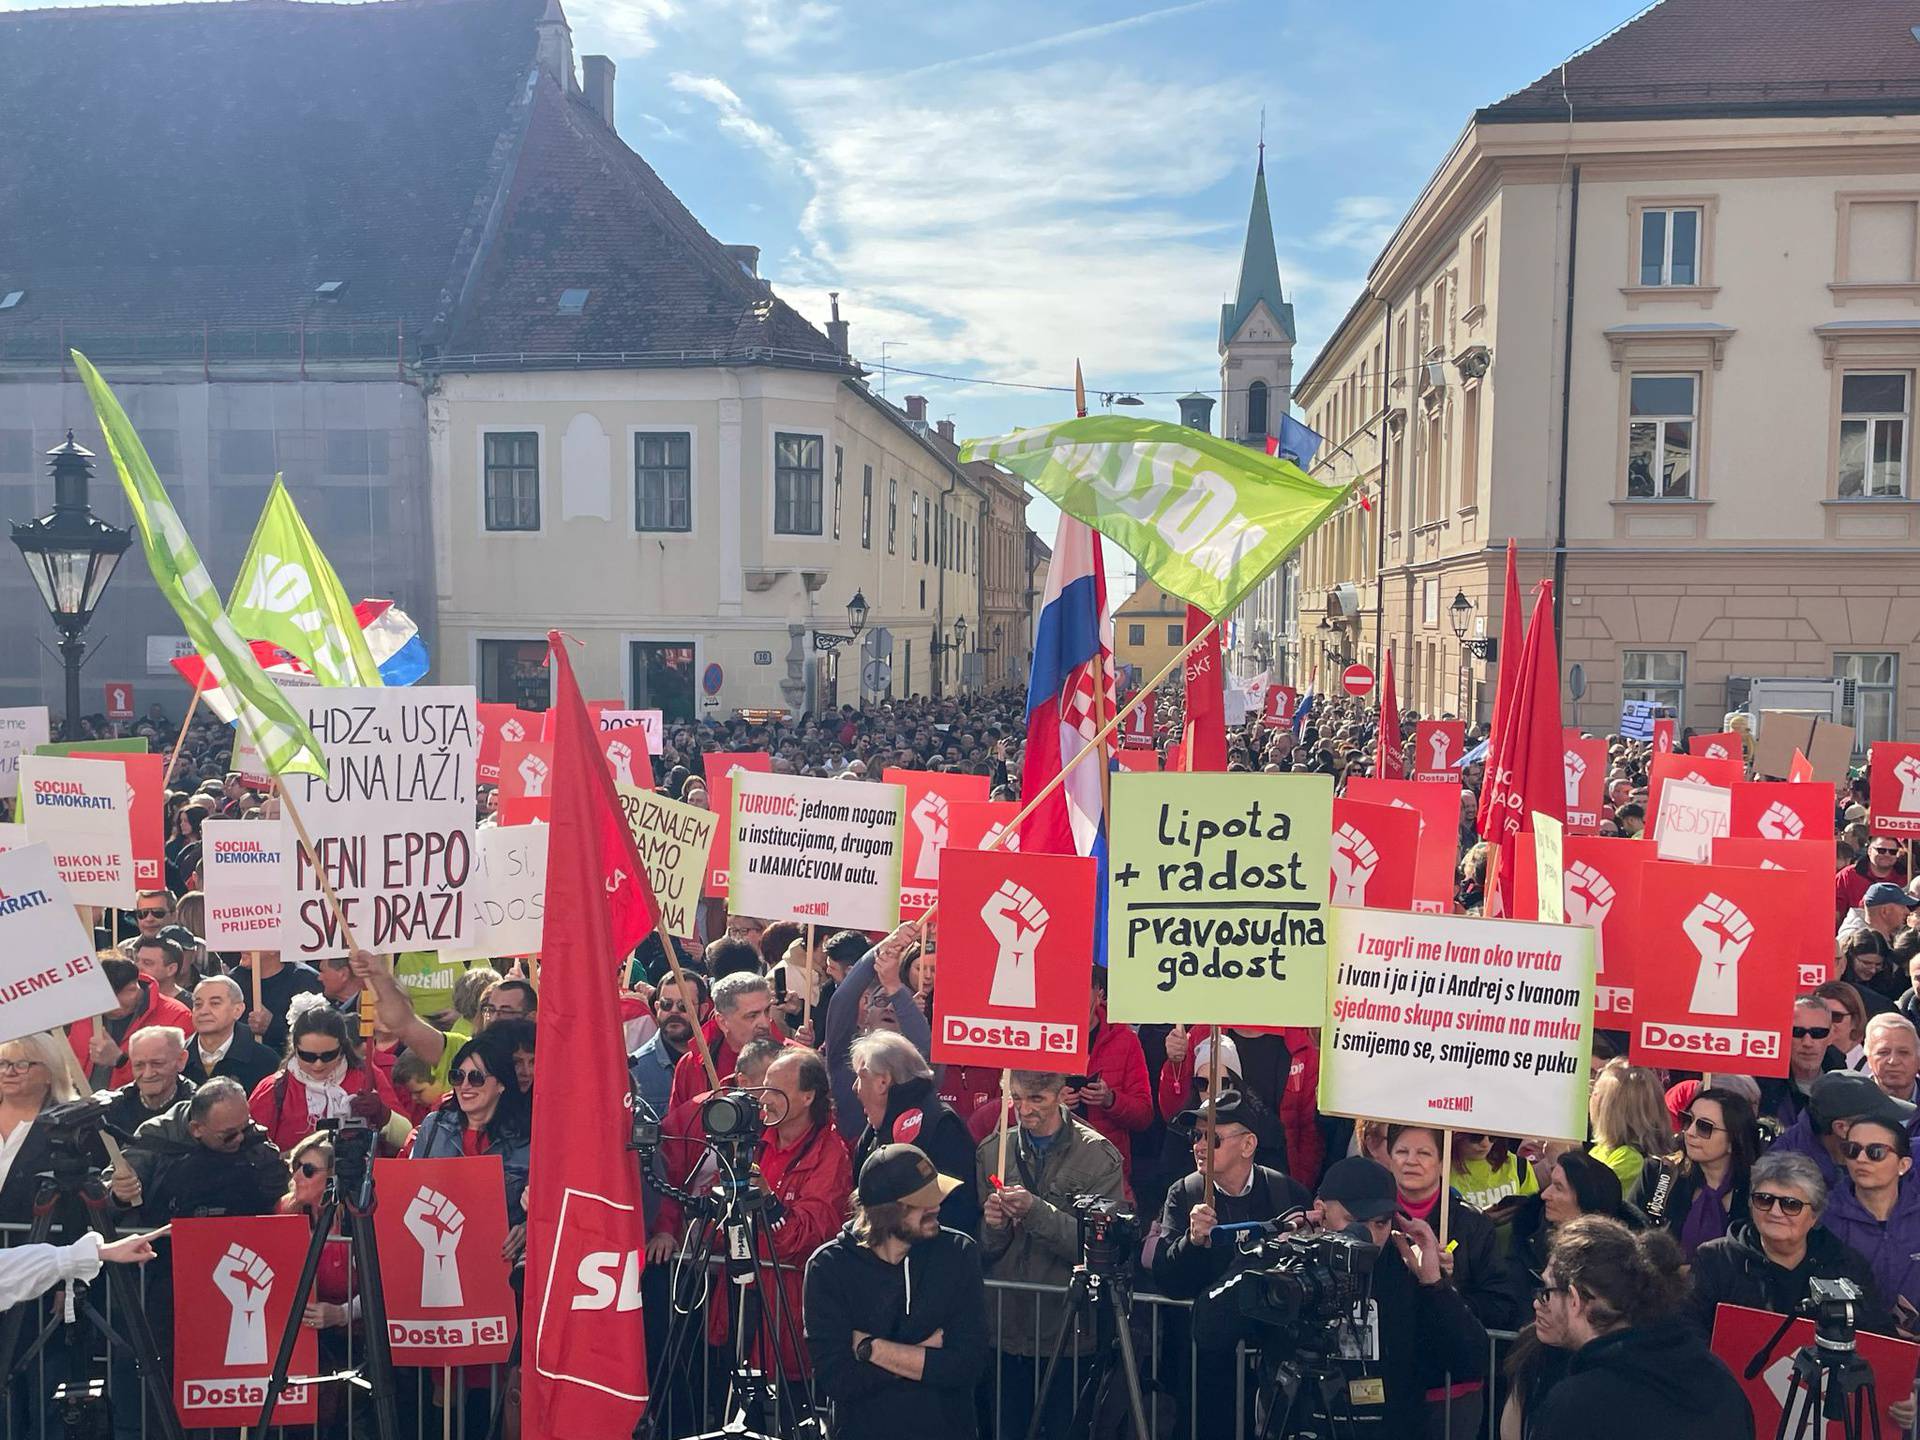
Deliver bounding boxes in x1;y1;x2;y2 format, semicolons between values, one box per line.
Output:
961;415;1350;616
230;477;382;687
73;352;326;779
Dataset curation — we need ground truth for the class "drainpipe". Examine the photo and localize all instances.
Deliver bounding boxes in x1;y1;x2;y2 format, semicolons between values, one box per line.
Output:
1552;165;1580;651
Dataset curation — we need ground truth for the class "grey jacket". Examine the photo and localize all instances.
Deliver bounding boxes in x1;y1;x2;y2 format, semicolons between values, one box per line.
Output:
825;944;934;1140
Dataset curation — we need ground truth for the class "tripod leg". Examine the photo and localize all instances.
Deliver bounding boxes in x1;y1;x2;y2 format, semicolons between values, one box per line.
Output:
1026;1273;1087;1440
1108;1297;1151;1440
97;1256;186;1440
256;1194;337;1432
348;1207;402;1440
0;1183;62;1398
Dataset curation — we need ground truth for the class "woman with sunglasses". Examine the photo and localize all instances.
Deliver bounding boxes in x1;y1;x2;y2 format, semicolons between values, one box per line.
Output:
247;997;398;1152
1823;1118;1920;1337
404;1035;531;1256
1628;1087;1759;1259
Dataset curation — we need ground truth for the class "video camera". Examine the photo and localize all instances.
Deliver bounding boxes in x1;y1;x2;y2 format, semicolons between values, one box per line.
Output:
1071;1195;1138;1276
1212;1227;1378;1359
36;1095;133;1177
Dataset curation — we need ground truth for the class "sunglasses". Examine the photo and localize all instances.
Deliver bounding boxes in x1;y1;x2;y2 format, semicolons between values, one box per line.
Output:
137;908;170;919
1829;1011;1853;1027
1751;1190;1811;1216
1871;847;1901;857
1844;1141;1901;1163
451;1067;492;1088
295;1048;342;1065
297;1161;327;1179
1792;1026;1832;1040
1679;1112;1721;1139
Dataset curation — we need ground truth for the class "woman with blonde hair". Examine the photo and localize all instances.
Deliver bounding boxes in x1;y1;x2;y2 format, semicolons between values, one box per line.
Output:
0;1031;81;1224
1588;1059;1672;1193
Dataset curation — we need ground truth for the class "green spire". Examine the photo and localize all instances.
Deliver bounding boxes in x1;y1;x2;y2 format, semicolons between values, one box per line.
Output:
1219;151;1294;351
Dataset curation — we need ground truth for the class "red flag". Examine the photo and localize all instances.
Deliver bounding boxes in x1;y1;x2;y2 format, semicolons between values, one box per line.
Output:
1264;434;1279;456
1481;581;1564;916
1375;649;1402;779
1476;538;1524;838
1181;605;1227;772
522;633;654;1438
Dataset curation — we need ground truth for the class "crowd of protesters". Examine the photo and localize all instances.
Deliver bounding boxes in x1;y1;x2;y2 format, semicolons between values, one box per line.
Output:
9;683;1920;1437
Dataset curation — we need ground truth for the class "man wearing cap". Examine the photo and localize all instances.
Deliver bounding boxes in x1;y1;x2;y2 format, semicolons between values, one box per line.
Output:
1839;880;1919;949
1772;1071;1918;1186
1838;838;1908;928
803;1143;988;1440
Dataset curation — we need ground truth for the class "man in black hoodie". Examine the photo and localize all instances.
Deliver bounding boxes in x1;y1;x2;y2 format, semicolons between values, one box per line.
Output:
803;1143;988;1440
849;1029;981;1237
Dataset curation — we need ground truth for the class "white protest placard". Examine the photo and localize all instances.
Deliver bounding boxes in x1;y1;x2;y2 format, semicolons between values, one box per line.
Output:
729;771;904;931
617;786;717;938
441;824;548;963
17;754;134;908
201;819;286;949
277;687;478;960
0;825;28;856
0;708;50;790
1653;778;1731;864
1532;813;1565;924
0;843;119;1044
1223;687;1249;726
1319;907;1596;1141
598;709;663;756
228;672;319;786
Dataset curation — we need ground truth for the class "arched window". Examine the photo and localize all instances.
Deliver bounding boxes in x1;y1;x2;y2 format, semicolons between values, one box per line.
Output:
1247;379;1270;439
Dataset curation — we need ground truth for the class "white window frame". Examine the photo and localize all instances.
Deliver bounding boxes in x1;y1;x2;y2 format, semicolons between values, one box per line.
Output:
1639;207;1702;287
476;425;545;536
628;425;696;535
1838;371;1910;498
472;633;552;707
1622;649;1686;715
1625;373;1698;499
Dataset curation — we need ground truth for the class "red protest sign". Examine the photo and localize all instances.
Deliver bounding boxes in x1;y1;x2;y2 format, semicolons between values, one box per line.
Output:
1512;834;1643;1026
883;768;991;918
1730;782;1835;844
67;749;165;889
1648;751;1742;821
1263;685;1298;725
1710;1303;1918;1440
703;751;773;895
1114;748;1158;773
948;800;1021;854
372;1156;518;1365
598;727;655;792
1561;736;1608;833
1711;836;1837;993
540;698;621;742
1329;798;1419;911
475;703;527;785
1342;777;1459;914
1631;862;1798;1076
931;847;1096;1070
1688;730;1743;766
104;683;134;720
497;738;554;826
1870;741;1920;836
1652;718;1676;754
1412;721;1465;783
1789;749;1817;784
1164;740;1186;773
1121;703;1153;746
172;1215;317;1427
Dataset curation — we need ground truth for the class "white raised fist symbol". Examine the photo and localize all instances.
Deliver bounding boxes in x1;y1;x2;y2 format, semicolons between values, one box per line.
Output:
212;1242;274;1365
1564;862;1615;973
1704;742;1731;761
606;740;636;787
1563;750;1586;809
1330;825;1378;905
910;793;950;881
1683;770;1711;787
1760;859;1786;871
501;718;526;744
1428;730;1451;769
518;752;549;798
1683;893;1753;1016
403;1186;467;1308
982;879;1048;1009
1756;803;1804;841
1897;755;1920;812
982;822;1019;854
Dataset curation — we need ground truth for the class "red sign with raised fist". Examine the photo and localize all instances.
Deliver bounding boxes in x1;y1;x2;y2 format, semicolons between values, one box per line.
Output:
371;1156;518;1365
1413;720;1465;784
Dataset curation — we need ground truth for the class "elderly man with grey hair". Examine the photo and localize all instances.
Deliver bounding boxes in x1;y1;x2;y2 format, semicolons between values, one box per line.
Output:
664;969;779;1117
182;974;279;1092
1864;1012;1920;1108
850;1030;979;1238
1689;1150;1893;1337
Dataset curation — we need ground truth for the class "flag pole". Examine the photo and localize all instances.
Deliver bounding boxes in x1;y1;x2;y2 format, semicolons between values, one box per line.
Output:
1203;1030;1221;1209
1074;361;1115;819
802;922;814;1035
993;1067;1013;1187
162;674;207;789
651;911;721;1090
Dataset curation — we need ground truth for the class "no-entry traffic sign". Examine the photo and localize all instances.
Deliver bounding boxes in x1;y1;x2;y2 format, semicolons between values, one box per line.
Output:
1341;664;1374;697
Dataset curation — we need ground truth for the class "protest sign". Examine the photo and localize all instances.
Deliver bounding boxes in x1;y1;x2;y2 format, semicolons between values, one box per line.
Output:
1115;748;1159;773
729;771;904;931
883;769;990;917
1619;701;1659;742
1711;836;1834;992
397;950;466;1015
0;825;27;855
277;687;478;960
702;751;773;895
1341;776;1459;914
1710;1304;1919;1440
1328;798;1418;911
200;819;286;949
371;1156;518;1365
948;800;1020;854
617;786;716;938
495;738;554;826
0;708;49;789
1631;862;1797;1075
1318;908;1594;1140
1105;772;1331;1025
1653;717;1676;754
1223;686;1249;726
1688;730;1743;765
1263;685;1297;725
0;844;118;1045
60;749;164;889
1562;736;1608;833
171;1214;317;1427
1653;778;1732;863
1730;782;1835;843
596;725;655;792
1412;720;1464;783
475;702;528;785
1870;741;1920;836
1533;814;1565;923
441;824;548;964
598;708;664;755
1121;704;1153;746
930;848;1097;1070
1648;751;1742;820
18;754;134;908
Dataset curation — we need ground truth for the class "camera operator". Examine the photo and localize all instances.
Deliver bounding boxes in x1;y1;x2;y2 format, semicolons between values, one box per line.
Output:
973;1069;1126;1439
111;1076;288;1223
97;1027;195;1137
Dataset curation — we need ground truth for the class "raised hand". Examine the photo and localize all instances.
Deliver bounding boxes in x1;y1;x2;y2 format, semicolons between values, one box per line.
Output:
873;920;921;994
212;1243;275;1365
982;880;1048;1009
910;792;951;881
1329;824;1379;905
518;751;549;798
403;1186;467;1308
1563;861;1616;973
1683;893;1754;1015
1165;1023;1190;1064
1562;750;1586;809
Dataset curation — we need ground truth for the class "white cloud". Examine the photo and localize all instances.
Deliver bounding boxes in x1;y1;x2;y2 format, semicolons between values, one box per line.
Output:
1314;195;1398;253
667;73;806;174
568;0;678;56
732;0;840;57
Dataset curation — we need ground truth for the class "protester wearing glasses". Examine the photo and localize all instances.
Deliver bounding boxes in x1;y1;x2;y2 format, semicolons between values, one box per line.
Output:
66;957;194;1090
1838;837;1908;927
1823;1119;1920;1342
0;1032;80;1225
404;1035;531;1257
247;997;397;1151
1629;1087;1758;1259
1813;979;1871;1069
1865;1012;1920;1112
1773;1071;1916;1187
116;1076;288;1223
629;971;705;1124
1838;930;1901;1020
114;887;178;958
1759;995;1850;1126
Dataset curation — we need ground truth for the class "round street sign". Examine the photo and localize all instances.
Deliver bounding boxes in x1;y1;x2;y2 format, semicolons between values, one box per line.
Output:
702;662;724;696
1341;663;1375;697
863;658;891;693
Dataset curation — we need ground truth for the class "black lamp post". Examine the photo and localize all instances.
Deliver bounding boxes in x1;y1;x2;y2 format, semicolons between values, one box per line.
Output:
11;433;132;739
846;589;869;639
1448;590;1499;720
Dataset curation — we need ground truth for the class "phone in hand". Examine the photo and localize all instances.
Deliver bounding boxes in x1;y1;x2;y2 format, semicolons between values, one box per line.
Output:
1063;1074;1091;1089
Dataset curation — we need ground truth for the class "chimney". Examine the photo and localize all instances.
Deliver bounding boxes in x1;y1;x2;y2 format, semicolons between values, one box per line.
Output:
724;244;760;278
936;419;955;443
536;0;575;90
825;291;849;355
905;395;928;424
582;54;615;127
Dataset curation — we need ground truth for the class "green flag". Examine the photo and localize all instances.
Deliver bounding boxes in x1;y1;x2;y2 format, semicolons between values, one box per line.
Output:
73;352;326;779
229;477;382;686
960;415;1350;616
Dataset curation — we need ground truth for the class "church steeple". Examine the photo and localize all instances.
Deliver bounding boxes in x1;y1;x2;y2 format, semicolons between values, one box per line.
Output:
1219;149;1294;352
1218;143;1296;446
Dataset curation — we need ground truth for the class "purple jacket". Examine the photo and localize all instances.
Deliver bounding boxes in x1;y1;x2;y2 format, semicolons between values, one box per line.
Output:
1770;1113;1841;1187
1823;1176;1920;1311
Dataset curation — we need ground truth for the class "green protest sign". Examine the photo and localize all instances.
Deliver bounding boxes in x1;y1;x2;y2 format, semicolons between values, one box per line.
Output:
396;950;466;1016
1105;772;1332;1025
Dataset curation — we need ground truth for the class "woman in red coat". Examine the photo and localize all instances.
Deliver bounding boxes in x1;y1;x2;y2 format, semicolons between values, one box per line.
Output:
248;997;397;1152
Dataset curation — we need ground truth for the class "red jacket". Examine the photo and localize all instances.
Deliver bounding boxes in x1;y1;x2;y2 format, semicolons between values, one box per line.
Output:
938;1063;1003;1132
1837;860;1908;925
1155;1025;1323;1188
1079;1012;1152;1180
247;1064;398;1152
68;980;193;1089
667;1016;787;1119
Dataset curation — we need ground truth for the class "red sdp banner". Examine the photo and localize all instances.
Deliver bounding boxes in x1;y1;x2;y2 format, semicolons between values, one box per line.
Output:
1710;1304;1918;1440
948;800;1021;855
1870;741;1920;836
1647;751;1742;821
930;847;1096;1071
172;1215;317;1428
371;1156;518;1365
884;768;991;918
1630;862;1798;1076
1328;798;1419;911
1711;836;1836;993
1512;833;1643;1027
1115;748;1159;772
702;751;773;895
1341;777;1459;914
1729;782;1835;843
497;738;554;826
1561;736;1608;833
1412;720;1465;783
1652;717;1676;755
1688;730;1743;765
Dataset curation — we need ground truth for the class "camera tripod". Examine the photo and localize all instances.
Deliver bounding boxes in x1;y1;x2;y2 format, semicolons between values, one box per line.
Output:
1746;1307;1883;1440
255;1118;399;1440
0;1151;183;1440
1026;1262;1151;1440
1255;1352;1368;1440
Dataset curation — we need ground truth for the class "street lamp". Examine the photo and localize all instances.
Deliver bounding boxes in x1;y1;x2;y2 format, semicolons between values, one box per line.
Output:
12;433;132;739
846;589;869;639
1447;590;1499;721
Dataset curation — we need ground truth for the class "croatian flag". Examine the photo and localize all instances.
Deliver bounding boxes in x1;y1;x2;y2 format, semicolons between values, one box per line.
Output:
1019;514;1113;862
1292;680;1316;736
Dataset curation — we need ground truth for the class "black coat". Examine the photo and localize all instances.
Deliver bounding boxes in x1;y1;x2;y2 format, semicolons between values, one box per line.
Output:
1147;1164;1312;1304
183;1030;280;1095
1431;1191;1531;1334
1689;1222;1893;1339
1628;1158;1751;1253
122;1099;287;1223
0;1117;54;1227
1528;1317;1752;1440
854;1076;980;1239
